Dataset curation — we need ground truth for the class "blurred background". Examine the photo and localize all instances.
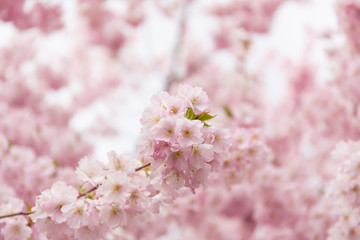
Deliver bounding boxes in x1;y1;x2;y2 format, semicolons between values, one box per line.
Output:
0;0;339;159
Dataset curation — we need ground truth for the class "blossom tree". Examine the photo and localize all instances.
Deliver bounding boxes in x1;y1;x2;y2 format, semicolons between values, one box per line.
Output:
1;0;360;239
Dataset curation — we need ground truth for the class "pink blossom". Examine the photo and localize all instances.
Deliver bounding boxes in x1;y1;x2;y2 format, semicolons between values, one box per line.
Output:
107;152;142;175
0;198;24;216
75;225;101;240
0;217;31;240
337;0;360;52
165;147;192;171
210;127;231;153
177;84;210;114
75;156;105;185
98;202;126;229
189;164;212;188
190;144;214;169
35;218;72;240
163;171;186;190
163;95;187;116
176;118;204;148
32;181;78;223
98;172;131;202
125;189;151;214
61;199;89;229
140;107;165;130
152;117;178;143
0;134;7;155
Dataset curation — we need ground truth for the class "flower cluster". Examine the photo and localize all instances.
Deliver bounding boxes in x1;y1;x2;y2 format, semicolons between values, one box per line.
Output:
0;0;63;32
0;85;231;240
27;152;151;240
210;0;289;34
0;198;32;240
337;0;360;53
221;128;273;184
139;84;230;193
4;0;360;239
327;141;360;239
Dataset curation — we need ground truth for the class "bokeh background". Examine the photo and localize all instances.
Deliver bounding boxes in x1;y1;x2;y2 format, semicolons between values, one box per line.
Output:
0;0;339;159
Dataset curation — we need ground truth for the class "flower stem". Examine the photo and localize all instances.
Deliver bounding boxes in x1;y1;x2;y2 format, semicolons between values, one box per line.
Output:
0;211;34;220
77;185;99;199
135;163;151;172
0;162;153;220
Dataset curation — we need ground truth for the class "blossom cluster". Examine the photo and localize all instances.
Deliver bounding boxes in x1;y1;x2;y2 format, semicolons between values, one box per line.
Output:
3;0;360;239
327;141;360;240
0;0;63;32
139;84;230;193
28;153;147;240
337;0;360;53
0;85;230;240
0;0;146;232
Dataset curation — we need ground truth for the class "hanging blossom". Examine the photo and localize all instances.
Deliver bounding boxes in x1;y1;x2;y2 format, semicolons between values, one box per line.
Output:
139;84;231;195
0;85;230;240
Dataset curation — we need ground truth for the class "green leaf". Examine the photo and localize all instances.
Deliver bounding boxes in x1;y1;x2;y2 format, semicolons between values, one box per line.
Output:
204;123;211;127
87;195;94;200
242;39;251;50
185;108;216;124
8;140;14;149
27;217;34;227
78;184;85;194
197;112;216;122
224;106;233;118
27;204;33;212
53;159;60;168
184;108;196;120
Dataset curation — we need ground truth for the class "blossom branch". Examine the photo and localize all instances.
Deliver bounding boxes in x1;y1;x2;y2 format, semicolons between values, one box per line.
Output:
0;185;100;220
0;85;230;240
77;185;99;199
135;163;151;172
0;163;151;220
0;211;34;220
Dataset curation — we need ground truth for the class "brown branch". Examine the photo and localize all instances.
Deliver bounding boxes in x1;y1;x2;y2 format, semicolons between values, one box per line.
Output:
77;185;99;199
0;185;99;220
135;163;151;172
0;163;152;220
0;211;34;220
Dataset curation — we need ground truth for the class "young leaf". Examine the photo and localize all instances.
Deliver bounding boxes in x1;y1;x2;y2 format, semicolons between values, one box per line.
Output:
87;194;94;200
78;184;85;194
223;106;233;118
197;112;216;122
27;204;32;212
184;108;196;120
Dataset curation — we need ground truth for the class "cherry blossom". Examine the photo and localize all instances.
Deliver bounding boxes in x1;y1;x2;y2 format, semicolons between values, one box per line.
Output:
1;0;360;239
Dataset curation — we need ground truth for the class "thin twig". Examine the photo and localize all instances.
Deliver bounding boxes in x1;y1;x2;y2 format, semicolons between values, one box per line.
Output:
0;162;153;220
77;185;99;199
135;163;151;172
0;211;34;220
0;185;100;220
